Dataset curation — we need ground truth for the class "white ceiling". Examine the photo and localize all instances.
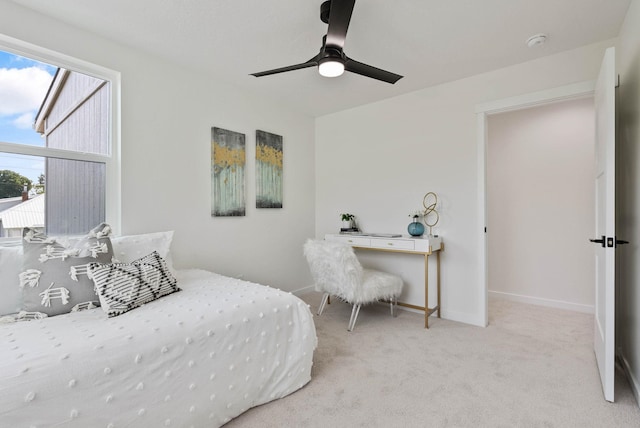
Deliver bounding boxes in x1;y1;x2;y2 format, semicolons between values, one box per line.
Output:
10;0;631;117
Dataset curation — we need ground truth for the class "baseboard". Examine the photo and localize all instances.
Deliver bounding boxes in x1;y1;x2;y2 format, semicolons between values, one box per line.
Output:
618;350;640;408
396;305;423;315
291;285;314;297
489;290;594;314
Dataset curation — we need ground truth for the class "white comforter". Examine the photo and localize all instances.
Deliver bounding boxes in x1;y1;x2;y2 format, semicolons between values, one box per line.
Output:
0;269;317;427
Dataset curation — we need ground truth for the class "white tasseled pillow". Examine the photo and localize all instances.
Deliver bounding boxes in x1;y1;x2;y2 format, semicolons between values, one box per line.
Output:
111;231;175;273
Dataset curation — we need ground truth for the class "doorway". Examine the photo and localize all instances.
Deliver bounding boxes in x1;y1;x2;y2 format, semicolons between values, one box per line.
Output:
476;81;596;326
486;97;595;314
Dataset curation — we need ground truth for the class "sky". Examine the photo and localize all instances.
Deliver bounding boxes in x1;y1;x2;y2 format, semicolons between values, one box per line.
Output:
0;50;57;182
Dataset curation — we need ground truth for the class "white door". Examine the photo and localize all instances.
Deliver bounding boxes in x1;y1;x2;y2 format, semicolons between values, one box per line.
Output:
592;47;616;402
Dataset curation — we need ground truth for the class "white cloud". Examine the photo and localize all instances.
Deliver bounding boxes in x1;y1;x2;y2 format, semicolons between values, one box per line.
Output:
12;112;35;129
0;66;53;116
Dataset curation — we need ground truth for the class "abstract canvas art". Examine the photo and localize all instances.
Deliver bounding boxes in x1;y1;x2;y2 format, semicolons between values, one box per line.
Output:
255;130;283;208
211;127;246;216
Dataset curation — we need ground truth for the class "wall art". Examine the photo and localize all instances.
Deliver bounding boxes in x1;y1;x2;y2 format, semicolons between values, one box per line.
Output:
255;130;283;208
211;127;246;216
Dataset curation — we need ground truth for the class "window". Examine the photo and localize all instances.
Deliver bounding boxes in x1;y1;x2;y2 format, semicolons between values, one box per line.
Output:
0;35;120;238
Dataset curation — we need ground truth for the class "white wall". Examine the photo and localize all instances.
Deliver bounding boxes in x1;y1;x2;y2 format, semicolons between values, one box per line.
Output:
0;1;316;292
487;98;595;312
316;39;615;326
616;0;640;406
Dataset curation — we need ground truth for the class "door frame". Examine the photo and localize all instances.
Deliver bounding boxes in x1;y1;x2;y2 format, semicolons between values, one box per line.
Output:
475;80;596;327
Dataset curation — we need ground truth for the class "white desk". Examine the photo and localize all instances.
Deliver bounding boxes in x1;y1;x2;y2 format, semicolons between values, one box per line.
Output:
325;233;443;328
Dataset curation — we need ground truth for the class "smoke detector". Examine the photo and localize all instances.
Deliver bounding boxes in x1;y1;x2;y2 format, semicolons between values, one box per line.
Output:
526;33;547;48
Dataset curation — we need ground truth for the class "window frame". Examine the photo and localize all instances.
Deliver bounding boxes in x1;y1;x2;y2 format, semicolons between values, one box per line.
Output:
0;33;121;235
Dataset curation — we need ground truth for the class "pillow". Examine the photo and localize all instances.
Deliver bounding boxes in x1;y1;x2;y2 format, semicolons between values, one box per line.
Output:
0;246;23;316
111;231;175;273
20;223;114;317
89;251;180;317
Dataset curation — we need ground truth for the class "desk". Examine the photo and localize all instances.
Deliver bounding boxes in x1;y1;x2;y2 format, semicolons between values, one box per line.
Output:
325;234;443;328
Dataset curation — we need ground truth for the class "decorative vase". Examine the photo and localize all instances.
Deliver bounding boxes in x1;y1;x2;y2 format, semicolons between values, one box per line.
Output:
342;220;352;229
407;217;425;236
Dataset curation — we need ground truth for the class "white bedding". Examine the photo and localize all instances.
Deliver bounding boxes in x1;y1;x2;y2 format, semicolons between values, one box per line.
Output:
0;269;317;427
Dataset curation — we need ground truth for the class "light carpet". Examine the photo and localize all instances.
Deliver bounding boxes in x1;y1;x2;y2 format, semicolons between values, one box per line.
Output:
226;294;640;427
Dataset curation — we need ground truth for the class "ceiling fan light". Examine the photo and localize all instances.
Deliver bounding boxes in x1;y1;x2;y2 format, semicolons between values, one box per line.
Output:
318;59;345;77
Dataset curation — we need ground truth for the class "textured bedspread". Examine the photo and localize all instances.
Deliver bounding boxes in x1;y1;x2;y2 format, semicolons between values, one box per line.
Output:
0;269;317;427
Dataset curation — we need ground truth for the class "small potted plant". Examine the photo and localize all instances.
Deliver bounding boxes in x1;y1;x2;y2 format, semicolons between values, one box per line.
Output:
340;213;355;229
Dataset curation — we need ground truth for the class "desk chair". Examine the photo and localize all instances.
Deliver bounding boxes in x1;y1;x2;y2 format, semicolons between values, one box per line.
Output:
303;239;403;331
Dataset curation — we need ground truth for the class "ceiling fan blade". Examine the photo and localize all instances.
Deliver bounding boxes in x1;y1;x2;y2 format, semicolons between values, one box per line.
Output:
250;56;319;77
325;0;356;49
344;57;403;84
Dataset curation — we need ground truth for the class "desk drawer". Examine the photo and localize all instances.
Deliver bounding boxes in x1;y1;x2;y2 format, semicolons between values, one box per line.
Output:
327;235;371;247
370;238;415;250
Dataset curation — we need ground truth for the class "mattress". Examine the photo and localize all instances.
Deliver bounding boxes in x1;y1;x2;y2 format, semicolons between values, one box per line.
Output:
0;269;317;427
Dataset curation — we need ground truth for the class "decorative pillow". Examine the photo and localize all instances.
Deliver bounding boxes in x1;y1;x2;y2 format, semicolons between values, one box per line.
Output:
20;223;114;317
0;245;23;316
89;251;180;317
111;231;175;273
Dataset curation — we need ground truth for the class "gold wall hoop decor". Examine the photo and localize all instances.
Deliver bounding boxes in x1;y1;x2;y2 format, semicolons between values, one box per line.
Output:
422;192;439;236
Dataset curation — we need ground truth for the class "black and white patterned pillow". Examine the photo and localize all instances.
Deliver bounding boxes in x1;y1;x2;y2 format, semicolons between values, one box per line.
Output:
20;223;114;317
89;251;180;317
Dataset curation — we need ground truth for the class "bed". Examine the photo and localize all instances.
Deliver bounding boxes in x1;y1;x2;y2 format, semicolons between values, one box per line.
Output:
0;267;317;427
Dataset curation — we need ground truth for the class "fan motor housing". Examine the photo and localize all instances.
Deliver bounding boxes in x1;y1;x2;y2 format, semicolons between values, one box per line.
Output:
250;0;403;84
320;1;331;24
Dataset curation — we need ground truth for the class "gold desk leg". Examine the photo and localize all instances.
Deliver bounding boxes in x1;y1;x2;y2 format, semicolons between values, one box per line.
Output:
437;249;441;319
424;253;429;329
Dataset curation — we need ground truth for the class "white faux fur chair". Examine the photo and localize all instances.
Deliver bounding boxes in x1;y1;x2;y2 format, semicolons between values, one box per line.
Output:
303;239;403;331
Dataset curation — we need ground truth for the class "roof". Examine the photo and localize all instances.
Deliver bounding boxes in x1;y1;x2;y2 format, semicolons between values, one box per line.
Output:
0;196;25;213
0;194;45;229
34;67;65;134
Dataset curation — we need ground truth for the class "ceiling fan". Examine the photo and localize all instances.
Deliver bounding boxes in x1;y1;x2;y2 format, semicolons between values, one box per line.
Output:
250;0;403;84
